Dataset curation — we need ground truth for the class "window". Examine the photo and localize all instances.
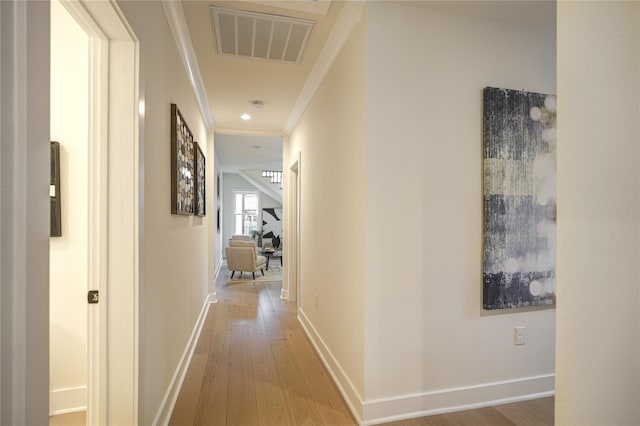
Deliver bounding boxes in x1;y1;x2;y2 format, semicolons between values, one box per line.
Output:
234;191;260;235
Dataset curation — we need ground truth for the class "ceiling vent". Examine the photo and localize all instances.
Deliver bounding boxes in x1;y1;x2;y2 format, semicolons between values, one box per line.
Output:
211;7;314;64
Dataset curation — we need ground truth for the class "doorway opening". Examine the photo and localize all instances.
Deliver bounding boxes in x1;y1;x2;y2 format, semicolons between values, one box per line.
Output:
49;1;140;425
49;1;90;422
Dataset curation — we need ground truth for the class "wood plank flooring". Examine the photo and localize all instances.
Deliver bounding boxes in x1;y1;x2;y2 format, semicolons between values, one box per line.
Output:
381;397;554;425
169;271;355;426
170;266;554;426
49;411;86;426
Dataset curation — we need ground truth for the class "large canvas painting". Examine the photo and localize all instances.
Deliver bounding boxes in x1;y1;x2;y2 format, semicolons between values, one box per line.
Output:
483;87;557;310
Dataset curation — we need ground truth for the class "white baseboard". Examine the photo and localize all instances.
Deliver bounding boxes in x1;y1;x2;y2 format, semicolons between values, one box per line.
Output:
297;309;554;426
280;289;289;300
49;386;86;416
214;255;223;282
362;375;555;425
297;308;364;423
152;294;216;426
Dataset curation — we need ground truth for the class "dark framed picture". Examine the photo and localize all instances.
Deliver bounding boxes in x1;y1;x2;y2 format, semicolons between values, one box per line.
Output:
171;103;195;215
194;141;206;217
50;141;62;237
216;173;220;201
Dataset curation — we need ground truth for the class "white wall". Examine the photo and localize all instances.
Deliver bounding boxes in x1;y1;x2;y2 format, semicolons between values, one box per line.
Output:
285;14;366;415
211;142;223;286
49;0;88;414
363;3;556;421
222;172;281;253
556;2;640;424
0;1;50;424
117;2;213;424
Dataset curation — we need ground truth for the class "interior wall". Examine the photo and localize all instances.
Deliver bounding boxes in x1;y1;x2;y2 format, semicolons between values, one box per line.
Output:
221;172;282;254
0;1;50;423
556;2;640;424
49;0;88;414
211;139;223;286
116;2;212;424
363;3;556;420
286;15;366;412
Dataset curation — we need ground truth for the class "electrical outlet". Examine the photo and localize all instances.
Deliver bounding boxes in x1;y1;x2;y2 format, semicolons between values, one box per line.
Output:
515;326;525;345
314;292;319;308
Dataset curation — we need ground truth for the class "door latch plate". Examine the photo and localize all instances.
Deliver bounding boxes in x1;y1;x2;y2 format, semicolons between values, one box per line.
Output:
88;290;99;304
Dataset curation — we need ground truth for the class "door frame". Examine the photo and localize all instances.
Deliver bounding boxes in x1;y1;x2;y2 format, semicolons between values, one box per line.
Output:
57;1;140;424
286;152;301;305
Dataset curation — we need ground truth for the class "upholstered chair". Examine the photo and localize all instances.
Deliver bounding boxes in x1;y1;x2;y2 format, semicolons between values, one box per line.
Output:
225;239;267;280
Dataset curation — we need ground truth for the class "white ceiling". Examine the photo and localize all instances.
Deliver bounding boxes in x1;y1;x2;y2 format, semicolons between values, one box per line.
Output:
215;133;283;172
182;0;555;173
183;0;342;133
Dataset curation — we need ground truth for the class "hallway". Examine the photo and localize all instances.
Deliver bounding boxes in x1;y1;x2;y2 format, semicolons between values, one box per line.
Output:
169;266;355;425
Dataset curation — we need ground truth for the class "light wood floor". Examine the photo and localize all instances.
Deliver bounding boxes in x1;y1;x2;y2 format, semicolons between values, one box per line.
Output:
170;266;554;426
169;271;355;425
49;411;86;426
381;397;554;425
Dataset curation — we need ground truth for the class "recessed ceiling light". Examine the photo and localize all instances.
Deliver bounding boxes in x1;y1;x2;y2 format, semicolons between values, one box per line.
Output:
241;113;251;120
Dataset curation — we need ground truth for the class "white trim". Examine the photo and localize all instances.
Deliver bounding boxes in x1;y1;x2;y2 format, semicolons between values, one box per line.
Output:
283;1;364;134
280;289;289;300
363;391;555;426
214;127;285;138
161;0;215;130
297;308;364;424
361;375;555;425
297;308;554;426
152;294;216;426
49;386;87;416
214;254;224;282
56;2;110;424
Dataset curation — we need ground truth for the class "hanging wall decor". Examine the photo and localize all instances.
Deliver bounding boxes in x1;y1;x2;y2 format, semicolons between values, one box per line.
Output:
50;141;62;237
194;141;206;217
482;87;557;310
171;103;195;215
262;208;283;248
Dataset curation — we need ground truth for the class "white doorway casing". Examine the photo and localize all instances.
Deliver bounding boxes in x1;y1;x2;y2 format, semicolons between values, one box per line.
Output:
50;0;90;415
52;1;141;424
284;151;301;303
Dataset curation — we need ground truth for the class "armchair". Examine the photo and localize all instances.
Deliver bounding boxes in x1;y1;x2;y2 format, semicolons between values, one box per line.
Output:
225;239;267;280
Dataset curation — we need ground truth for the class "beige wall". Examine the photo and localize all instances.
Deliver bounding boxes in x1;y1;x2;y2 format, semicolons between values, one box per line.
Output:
117;2;213;424
363;3;556;421
286;14;367;412
556;2;640;424
49;0;89;414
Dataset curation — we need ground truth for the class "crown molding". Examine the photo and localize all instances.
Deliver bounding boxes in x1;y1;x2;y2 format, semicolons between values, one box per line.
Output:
283;0;364;135
214;127;285;137
162;0;215;130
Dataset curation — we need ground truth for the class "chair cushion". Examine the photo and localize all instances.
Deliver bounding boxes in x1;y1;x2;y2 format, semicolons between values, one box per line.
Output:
256;255;267;268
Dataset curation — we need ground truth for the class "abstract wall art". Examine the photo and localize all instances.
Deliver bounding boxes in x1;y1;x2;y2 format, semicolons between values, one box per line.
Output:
482;87;557;310
262;208;283;248
171;103;195;215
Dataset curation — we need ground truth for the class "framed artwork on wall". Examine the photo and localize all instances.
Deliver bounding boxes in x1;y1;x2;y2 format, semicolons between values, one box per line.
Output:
50;141;62;237
194;141;206;217
482;86;557;310
170;103;195;215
